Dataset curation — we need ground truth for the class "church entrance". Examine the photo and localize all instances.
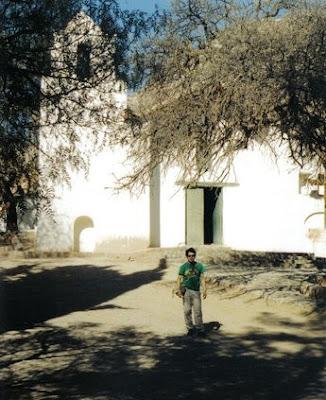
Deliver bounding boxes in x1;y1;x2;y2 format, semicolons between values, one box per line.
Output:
186;186;223;245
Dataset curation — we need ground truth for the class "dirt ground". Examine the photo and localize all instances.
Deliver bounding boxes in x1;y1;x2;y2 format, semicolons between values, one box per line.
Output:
0;255;325;400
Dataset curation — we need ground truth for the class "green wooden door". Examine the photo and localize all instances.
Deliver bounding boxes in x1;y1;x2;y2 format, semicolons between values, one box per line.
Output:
186;188;204;245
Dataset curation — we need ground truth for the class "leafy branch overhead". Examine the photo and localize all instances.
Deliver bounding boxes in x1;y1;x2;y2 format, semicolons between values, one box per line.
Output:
124;1;326;189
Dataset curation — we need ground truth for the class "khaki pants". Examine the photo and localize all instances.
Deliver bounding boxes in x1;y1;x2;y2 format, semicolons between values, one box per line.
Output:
183;288;203;330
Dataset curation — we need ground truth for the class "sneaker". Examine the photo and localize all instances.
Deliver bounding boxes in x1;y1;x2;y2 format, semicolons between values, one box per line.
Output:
186;328;195;336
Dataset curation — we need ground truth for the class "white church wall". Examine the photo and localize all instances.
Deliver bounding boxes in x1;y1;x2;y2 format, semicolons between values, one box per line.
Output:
222;144;323;253
36;194;73;252
37;143;150;252
36;12;150;253
151;143;324;253
160;168;186;247
38;140;323;254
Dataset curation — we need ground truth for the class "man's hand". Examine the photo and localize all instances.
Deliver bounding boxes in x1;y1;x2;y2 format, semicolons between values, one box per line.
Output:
200;273;207;299
175;275;184;298
172;286;184;298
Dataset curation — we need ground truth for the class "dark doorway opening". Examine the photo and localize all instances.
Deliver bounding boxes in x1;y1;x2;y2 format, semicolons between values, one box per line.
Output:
204;187;221;244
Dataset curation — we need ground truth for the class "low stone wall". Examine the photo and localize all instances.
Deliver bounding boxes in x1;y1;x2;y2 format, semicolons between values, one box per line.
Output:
206;270;326;309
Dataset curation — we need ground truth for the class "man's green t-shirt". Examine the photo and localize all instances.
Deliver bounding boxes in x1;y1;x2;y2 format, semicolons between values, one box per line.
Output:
178;262;205;291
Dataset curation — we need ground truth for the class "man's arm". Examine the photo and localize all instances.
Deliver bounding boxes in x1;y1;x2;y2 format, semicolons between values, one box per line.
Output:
175;275;184;298
201;273;207;299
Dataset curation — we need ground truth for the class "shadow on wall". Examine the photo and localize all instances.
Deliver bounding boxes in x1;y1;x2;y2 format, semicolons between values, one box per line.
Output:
1;315;325;400
37;213;72;251
0;263;163;332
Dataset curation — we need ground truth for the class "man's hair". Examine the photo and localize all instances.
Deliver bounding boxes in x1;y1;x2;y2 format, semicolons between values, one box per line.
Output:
185;247;196;256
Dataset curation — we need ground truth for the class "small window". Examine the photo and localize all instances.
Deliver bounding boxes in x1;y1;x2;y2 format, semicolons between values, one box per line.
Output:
76;43;91;81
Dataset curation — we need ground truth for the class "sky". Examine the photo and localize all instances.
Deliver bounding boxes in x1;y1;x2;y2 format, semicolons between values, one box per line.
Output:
118;0;171;13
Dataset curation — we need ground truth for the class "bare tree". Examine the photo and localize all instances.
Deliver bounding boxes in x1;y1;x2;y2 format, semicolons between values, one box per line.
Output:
120;1;326;191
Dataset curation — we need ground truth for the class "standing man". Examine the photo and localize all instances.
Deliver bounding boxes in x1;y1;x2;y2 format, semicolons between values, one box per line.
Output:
176;247;207;336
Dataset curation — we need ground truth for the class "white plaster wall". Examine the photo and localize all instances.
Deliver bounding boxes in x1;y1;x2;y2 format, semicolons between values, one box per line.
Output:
38;139;323;253
36;12;150;253
156;143;324;253
160;168;185;247
36;209;72;252
222;144;323;253
37;145;150;252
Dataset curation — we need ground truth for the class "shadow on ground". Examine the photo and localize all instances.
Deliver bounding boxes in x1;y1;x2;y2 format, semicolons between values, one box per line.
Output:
0;262;325;399
0;313;324;400
0;263;163;332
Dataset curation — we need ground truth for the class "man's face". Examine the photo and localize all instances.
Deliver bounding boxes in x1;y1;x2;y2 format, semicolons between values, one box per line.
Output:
187;253;196;263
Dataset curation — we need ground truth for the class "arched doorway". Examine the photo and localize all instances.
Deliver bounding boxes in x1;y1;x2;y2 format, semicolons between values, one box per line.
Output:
73;216;94;252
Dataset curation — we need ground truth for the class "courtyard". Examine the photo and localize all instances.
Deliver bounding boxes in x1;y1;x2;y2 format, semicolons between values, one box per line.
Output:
0;252;325;400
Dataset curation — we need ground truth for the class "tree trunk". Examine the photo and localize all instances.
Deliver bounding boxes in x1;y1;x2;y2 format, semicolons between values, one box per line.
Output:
324;173;326;229
3;184;18;233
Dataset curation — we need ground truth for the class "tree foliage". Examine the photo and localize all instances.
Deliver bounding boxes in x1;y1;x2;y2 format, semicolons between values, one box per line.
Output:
0;0;150;234
123;0;326;189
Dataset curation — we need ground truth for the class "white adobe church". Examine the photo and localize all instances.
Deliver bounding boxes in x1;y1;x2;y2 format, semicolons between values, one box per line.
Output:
35;12;325;255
